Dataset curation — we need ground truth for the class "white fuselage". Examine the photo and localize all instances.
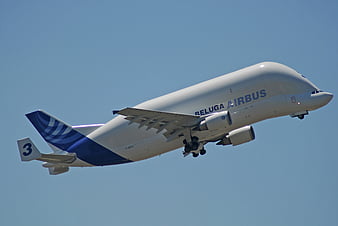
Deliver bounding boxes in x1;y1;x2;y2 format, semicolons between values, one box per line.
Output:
84;62;332;164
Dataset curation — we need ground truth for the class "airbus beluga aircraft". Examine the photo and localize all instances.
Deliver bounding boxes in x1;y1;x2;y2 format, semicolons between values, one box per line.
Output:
17;62;333;175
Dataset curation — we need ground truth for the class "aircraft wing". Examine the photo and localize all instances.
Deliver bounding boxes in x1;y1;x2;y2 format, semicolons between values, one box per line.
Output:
115;107;203;141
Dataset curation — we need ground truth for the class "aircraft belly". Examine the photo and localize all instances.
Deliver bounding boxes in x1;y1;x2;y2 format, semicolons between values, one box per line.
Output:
87;118;165;161
117;136;182;161
113;129;234;161
88;118;228;162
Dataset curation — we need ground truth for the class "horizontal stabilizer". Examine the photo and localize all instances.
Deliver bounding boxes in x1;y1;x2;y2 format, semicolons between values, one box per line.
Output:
39;153;76;164
72;124;104;136
17;137;76;164
48;166;69;175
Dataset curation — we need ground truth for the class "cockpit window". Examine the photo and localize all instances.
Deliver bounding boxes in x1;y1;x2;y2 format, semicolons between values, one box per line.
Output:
312;89;323;94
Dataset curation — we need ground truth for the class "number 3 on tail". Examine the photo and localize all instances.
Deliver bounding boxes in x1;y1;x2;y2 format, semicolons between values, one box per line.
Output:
23;143;33;156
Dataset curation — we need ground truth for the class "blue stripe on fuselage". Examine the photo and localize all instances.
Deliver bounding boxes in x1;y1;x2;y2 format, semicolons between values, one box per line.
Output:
68;137;132;166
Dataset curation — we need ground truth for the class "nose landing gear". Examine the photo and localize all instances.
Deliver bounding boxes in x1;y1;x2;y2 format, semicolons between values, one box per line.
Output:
290;111;309;120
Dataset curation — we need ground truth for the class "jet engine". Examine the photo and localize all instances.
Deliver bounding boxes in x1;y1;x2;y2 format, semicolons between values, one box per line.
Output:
198;111;232;131
217;125;255;146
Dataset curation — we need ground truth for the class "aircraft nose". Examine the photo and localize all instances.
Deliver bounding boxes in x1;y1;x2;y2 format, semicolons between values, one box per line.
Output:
323;92;334;104
308;91;334;110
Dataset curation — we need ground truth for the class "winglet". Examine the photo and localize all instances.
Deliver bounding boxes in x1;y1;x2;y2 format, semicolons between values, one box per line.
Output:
17;138;42;161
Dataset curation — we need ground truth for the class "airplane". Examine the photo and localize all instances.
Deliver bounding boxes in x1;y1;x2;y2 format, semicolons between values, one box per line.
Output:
17;62;333;175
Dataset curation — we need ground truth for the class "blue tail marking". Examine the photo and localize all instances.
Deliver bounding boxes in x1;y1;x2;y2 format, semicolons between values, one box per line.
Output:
26;110;83;150
26;110;132;166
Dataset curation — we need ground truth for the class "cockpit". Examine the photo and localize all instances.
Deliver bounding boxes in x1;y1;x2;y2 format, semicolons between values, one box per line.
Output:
311;89;323;94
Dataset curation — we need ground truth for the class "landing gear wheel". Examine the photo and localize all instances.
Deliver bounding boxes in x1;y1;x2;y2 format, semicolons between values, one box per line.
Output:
183;136;200;156
192;152;199;158
298;115;305;120
184;145;191;153
191;142;199;150
200;149;206;155
191;136;199;150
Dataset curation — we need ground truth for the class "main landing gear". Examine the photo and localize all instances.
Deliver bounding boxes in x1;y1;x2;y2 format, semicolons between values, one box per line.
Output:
183;136;206;158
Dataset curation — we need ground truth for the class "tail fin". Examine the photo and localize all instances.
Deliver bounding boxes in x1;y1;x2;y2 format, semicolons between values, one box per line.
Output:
25;110;85;151
17;137;42;161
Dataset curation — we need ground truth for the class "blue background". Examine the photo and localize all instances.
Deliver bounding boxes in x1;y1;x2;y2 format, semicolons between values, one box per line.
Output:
1;1;337;225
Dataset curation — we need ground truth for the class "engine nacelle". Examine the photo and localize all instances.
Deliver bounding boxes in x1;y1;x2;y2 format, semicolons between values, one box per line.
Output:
217;125;255;146
199;111;232;131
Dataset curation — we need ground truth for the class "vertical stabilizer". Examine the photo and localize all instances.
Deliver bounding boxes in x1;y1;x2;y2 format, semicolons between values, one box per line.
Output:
26;110;85;151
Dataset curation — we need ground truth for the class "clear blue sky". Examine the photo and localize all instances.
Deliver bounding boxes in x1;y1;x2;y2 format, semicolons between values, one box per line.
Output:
1;1;338;225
